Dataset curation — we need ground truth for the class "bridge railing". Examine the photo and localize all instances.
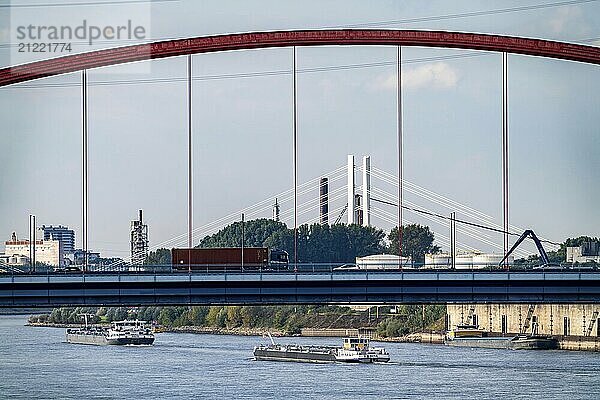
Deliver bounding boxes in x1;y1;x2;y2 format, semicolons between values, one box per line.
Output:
0;262;598;276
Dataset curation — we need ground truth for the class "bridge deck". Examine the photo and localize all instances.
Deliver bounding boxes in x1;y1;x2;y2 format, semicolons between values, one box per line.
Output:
1;271;599;307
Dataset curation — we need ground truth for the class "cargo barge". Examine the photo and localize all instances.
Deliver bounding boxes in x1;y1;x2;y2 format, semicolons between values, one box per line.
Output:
254;335;390;363
66;319;155;346
445;324;558;350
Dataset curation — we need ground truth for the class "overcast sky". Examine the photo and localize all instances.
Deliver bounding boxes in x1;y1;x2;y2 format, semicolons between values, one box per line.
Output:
0;0;599;259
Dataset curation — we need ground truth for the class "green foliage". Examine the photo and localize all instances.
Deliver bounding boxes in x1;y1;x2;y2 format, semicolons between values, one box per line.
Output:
106;307;128;322
34;303;444;337
47;307;100;324
144;248;172;265
515;236;600;267
377;317;409;338
193;217;387;263
388;224;440;264
559;236;600;260
188;306;209;325
265;223;387;263
198;219;288;248
376;305;445;337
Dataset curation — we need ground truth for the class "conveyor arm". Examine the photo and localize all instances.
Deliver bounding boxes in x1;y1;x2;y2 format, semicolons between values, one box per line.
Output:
499;229;551;267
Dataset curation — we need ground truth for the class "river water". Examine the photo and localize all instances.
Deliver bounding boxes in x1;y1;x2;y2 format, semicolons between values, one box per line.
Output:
1;316;599;399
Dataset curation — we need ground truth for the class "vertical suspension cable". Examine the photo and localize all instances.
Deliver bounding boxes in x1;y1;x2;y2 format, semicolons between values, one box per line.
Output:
293;46;298;272
82;69;88;273
502;52;509;268
188;55;193;271
397;46;403;268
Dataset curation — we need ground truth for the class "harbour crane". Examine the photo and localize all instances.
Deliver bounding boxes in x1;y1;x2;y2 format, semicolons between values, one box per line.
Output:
499;229;555;268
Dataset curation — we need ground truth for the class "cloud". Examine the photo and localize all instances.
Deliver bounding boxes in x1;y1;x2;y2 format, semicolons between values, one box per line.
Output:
373;62;459;91
548;6;585;35
0;28;9;42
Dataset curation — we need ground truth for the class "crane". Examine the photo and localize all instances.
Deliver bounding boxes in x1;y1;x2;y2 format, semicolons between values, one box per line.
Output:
333;203;348;225
498;229;554;268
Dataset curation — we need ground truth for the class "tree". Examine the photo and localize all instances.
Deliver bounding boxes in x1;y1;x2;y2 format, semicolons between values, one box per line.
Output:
515;235;600;267
559;236;600;260
226;307;243;328
188;306;208;325
158;307;178;326
198;219;288;248
388;224;440;265
264;223;387;263
144;248;171;265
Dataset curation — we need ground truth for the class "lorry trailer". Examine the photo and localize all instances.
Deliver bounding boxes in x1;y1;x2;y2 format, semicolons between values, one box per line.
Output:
172;247;289;271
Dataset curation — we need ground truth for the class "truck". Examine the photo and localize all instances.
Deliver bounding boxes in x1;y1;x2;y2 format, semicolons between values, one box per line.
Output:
171;247;289;272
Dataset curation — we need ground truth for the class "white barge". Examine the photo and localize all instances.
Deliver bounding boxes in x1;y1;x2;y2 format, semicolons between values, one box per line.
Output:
66;319;155;346
254;336;390;363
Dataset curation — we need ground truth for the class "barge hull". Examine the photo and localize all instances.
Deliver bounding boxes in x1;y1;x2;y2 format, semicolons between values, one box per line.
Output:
66;334;155;346
254;349;336;363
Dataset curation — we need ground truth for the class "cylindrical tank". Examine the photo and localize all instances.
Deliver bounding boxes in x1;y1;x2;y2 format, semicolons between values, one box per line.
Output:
455;254;475;269
472;254;513;268
424;254;451;269
355;254;411;269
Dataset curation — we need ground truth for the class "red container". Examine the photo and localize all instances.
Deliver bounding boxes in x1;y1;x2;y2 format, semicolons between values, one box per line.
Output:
172;247;269;270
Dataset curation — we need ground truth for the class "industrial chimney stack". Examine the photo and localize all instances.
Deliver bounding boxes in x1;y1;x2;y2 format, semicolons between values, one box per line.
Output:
272;198;280;222
362;155;371;227
347;155;355;225
319;177;329;225
130;209;149;266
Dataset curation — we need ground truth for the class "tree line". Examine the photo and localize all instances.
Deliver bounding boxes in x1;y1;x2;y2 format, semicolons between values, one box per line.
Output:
29;304;446;337
146;218;440;265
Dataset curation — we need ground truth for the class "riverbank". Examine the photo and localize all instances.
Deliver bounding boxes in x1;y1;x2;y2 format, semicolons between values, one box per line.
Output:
27;322;88;328
24;321;600;351
25;321;441;344
160;326;288;336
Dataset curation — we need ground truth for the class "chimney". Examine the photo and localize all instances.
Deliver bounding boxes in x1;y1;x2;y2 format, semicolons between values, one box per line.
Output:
319;177;328;225
272;198;280;222
347;155;355;224
362;156;371;227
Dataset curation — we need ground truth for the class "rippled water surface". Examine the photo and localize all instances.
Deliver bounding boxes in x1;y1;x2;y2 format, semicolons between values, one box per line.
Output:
1;316;599;399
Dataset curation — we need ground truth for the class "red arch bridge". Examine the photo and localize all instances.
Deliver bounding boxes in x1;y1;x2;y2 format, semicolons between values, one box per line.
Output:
2;30;599;306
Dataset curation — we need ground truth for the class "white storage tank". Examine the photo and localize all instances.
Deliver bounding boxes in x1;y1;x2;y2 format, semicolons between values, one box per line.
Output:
472;253;513;268
355;254;412;270
424;253;451;269
454;253;475;269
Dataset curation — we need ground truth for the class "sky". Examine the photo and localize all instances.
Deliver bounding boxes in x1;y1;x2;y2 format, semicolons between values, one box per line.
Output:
0;0;599;260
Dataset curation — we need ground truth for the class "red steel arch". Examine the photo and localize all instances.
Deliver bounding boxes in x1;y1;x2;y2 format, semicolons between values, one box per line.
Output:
1;29;599;86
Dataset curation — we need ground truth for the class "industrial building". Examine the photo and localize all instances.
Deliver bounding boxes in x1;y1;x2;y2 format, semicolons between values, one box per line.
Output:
3;232;63;266
566;242;600;264
130;210;149;265
40;225;75;254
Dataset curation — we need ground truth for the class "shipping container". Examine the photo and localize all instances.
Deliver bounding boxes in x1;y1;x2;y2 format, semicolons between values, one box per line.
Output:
172;247;288;271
